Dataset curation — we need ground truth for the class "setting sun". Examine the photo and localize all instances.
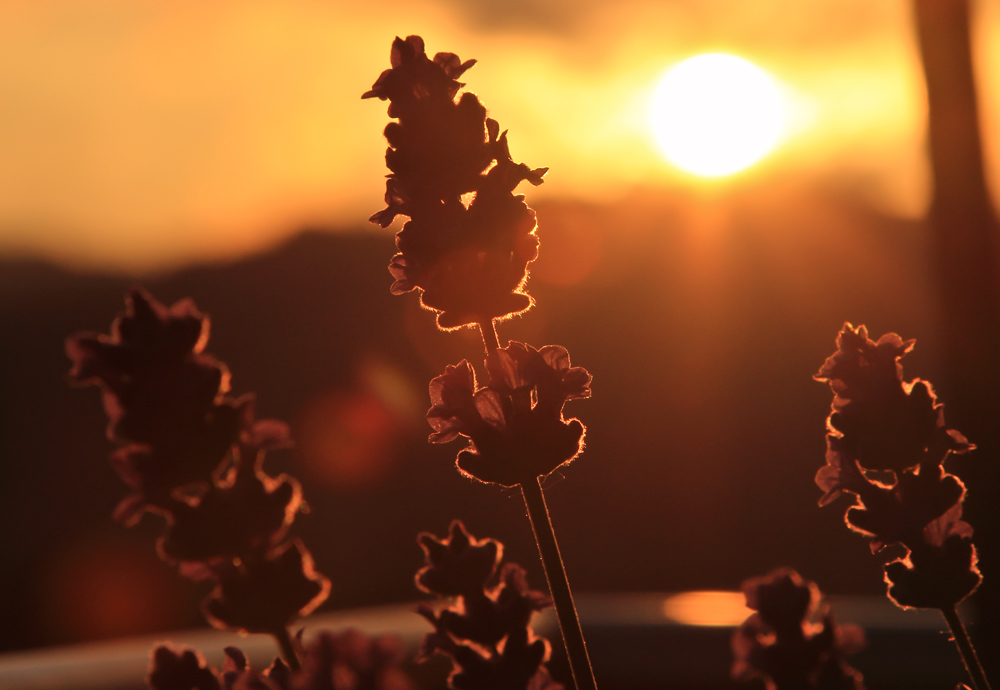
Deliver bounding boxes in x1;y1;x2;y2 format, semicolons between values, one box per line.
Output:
650;53;790;178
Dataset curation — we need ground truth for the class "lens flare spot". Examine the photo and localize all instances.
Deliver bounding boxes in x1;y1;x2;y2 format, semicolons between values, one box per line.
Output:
356;357;423;427
40;540;188;641
296;390;397;489
296;359;421;490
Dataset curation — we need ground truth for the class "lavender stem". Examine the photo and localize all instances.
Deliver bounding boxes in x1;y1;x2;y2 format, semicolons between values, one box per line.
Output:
521;476;598;690
941;605;991;690
478;319;501;354
272;627;301;673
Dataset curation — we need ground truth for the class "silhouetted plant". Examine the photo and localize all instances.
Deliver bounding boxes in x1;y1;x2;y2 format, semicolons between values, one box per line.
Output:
732;568;865;690
362;35;546;331
414;521;562;690
148;645;288;690
427;343;590;487
68;288;330;670
148;630;413;690
69;288;422;688
815;323;991;689
364;35;597;690
292;628;416;690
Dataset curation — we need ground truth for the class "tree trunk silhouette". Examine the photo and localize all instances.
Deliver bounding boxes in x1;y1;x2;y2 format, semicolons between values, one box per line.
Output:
913;0;1000;675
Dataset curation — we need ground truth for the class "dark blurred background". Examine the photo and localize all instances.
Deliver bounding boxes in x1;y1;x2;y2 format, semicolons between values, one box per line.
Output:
0;183;968;648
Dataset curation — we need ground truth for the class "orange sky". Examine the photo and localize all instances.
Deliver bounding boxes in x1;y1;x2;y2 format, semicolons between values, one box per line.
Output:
2;0;1000;272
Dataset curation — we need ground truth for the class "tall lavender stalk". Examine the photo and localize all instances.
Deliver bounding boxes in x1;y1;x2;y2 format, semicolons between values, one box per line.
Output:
364;36;598;690
67;288;330;672
69;289;423;690
815;323;990;690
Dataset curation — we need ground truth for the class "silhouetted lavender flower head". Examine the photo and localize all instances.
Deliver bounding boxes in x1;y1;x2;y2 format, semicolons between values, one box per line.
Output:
149;646;222;690
434;563;551;650
204;539;330;634
733;569;865;690
149;646;287;690
148;637;413;690
815;323;971;473
365;36;547;329
882;503;982;609
363;36;476;122
743;567;819;640
72;288;336;675
416;521;562;690
426;343;591;486
416;520;502;597
815;324;980;609
158;439;302;565
67;288;244;508
216;647;294;690
293;629;416;690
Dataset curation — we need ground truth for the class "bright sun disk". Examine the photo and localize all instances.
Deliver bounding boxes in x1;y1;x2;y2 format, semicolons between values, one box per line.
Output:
650;53;790;178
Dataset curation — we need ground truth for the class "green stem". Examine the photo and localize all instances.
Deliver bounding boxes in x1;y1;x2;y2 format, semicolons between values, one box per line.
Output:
941;605;991;690
272;627;301;672
521;477;598;690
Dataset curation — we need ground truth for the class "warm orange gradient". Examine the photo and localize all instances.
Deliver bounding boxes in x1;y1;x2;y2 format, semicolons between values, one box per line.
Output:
0;0;997;271
39;538;190;640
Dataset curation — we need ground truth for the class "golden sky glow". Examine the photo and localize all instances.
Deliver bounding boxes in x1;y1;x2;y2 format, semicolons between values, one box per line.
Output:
1;0;999;271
